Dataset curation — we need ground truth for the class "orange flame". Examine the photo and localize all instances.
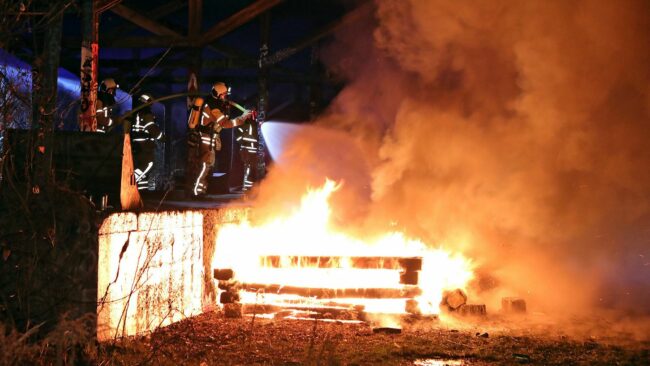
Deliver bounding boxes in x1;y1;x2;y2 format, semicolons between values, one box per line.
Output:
214;179;474;315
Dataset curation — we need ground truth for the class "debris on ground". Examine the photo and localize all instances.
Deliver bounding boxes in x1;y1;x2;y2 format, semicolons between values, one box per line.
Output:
92;311;650;366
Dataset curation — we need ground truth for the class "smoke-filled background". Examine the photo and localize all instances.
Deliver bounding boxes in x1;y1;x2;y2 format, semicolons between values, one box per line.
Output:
256;0;650;317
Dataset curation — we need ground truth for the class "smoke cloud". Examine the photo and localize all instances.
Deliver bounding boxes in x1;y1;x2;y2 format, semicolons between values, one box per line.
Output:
255;0;650;316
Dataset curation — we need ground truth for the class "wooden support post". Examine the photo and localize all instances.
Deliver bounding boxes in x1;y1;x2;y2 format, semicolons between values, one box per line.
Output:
256;11;270;181
79;0;98;131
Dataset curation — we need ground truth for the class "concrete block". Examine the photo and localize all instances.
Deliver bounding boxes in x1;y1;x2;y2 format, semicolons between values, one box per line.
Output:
97;210;203;341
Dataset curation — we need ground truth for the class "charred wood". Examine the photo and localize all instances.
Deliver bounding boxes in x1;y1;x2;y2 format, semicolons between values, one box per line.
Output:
399;270;419;285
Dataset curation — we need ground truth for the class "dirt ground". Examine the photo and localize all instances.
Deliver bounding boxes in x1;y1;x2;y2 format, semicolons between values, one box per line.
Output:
100;310;650;365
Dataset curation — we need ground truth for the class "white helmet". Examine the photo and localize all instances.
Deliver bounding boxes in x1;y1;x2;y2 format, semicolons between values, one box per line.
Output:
211;81;230;98
100;78;118;92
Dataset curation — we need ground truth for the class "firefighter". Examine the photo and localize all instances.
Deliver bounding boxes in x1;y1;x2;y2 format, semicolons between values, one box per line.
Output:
235;111;259;191
186;82;251;198
128;93;163;191
96;78;118;133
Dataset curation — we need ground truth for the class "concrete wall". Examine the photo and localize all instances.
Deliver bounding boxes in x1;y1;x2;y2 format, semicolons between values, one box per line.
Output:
97;211;204;341
96;207;250;341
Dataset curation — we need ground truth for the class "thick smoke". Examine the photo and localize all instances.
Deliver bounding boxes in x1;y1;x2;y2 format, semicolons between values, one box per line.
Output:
256;0;649;316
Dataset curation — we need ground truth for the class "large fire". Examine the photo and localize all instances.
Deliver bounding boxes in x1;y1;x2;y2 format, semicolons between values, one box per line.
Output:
213;180;474;316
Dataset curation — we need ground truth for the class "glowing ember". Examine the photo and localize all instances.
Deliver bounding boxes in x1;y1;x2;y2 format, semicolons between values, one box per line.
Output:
213;179;474;315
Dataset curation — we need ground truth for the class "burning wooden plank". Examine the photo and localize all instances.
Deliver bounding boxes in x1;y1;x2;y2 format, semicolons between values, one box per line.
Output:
259;256;422;270
239;284;421;299
399;270;418;285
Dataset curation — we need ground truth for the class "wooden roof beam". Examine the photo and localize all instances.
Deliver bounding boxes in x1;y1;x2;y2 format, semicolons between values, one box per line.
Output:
199;0;283;46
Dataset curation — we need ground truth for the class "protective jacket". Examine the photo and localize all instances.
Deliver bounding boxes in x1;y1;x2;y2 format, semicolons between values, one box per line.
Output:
96;91;116;132
236;115;259;191
186;96;241;196
130;106;163;190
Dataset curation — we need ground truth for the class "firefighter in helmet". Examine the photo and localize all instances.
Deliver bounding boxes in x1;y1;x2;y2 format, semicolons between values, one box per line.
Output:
128;93;163;191
235;111;259;191
96;78;118;133
186;82;252;197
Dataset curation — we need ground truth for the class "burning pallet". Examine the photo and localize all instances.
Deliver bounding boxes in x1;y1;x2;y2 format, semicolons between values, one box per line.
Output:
213;255;425;319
